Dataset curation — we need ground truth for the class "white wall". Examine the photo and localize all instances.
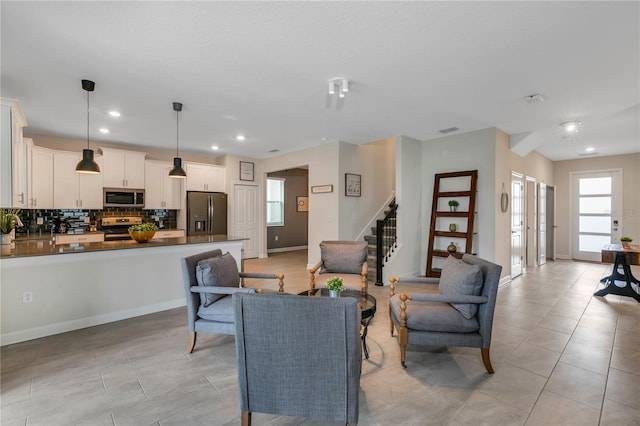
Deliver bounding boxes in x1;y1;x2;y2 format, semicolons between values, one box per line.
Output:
420;128;498;272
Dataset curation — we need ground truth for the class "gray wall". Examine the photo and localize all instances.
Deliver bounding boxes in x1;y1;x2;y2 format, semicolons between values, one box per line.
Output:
267;168;308;249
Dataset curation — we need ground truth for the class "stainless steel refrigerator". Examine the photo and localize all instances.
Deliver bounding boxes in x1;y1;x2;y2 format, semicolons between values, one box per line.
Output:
186;191;228;236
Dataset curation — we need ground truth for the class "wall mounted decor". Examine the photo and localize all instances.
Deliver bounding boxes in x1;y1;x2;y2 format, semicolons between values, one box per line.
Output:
296;196;309;212
311;185;333;194
500;182;509;212
345;173;361;197
240;161;254;181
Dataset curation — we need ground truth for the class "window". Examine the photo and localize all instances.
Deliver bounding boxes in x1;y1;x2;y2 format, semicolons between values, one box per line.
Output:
266;178;285;226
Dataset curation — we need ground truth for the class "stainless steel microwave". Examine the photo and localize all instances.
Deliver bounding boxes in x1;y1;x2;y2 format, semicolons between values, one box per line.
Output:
103;188;145;208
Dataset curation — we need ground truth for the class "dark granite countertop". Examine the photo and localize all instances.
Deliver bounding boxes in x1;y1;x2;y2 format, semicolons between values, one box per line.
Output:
0;235;246;259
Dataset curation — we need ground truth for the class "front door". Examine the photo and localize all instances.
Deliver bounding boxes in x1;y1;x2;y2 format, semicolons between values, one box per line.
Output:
538;182;547;265
571;170;622;262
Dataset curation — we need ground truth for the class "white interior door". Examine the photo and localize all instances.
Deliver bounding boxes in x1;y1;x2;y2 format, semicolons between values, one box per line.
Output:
538;182;547;265
233;183;259;259
571;170;622;261
511;172;524;278
526;177;537;267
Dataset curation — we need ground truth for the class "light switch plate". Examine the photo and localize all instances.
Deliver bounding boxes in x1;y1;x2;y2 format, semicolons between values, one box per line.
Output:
36;217;44;225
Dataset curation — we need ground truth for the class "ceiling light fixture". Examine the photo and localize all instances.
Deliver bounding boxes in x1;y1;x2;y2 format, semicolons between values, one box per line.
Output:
75;79;101;174
168;102;187;179
328;77;350;98
236;135;246;141
561;121;581;133
523;94;544;103
99;128;109;134
211;145;219;150
585;147;595;152
108;111;121;117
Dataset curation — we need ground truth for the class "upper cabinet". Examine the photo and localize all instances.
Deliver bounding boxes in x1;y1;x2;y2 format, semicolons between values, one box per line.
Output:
185;162;225;192
53;151;103;210
144;160;182;210
100;147;146;189
1;98;27;208
27;139;54;209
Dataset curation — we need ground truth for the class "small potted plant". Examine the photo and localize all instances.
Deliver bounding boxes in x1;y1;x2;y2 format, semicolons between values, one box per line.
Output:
620;236;633;249
0;209;21;245
128;222;158;243
448;200;459;212
324;276;344;298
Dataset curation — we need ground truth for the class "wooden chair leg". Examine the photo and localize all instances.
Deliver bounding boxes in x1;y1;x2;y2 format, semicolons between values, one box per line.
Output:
241;411;251;426
389;306;395;336
481;348;494;374
187;332;197;354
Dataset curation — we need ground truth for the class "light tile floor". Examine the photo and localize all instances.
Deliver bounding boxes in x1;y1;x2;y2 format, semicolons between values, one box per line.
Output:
1;251;639;425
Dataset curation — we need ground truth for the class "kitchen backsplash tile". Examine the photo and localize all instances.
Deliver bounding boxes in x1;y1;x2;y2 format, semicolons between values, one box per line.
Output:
17;208;177;235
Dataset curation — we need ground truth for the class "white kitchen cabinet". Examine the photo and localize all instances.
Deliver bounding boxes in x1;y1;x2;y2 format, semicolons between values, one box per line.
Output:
144;160;182;210
100;147;146;189
185;162;225;192
27;140;54;209
55;232;104;245
1;98;28;208
53;151;103;209
153;229;185;239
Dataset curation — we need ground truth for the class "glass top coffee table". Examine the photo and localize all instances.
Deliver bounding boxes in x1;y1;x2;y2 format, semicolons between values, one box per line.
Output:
298;288;377;359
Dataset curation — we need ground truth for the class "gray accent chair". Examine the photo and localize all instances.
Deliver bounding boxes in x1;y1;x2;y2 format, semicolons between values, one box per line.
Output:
309;240;369;295
234;292;362;426
389;254;502;372
181;249;284;353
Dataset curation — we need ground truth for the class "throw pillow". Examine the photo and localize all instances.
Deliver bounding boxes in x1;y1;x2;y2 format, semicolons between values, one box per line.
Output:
439;256;483;319
196;252;240;307
320;241;367;274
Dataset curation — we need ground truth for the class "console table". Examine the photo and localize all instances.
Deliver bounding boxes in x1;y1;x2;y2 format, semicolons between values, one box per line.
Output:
595;244;640;302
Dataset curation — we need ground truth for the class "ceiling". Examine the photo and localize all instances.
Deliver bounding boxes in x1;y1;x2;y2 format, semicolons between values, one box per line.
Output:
2;1;638;161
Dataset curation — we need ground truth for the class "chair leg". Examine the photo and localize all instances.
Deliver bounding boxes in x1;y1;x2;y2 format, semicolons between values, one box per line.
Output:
481;348;494;374
187;332;197;354
389;306;395;336
241;411;251;426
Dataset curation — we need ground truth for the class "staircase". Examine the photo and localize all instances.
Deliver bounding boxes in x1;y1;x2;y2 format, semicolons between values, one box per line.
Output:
363;199;397;285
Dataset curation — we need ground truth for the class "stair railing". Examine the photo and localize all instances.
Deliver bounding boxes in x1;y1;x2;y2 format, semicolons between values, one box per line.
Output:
375;200;398;286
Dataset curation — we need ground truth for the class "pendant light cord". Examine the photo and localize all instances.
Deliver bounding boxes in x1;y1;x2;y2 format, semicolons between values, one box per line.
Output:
176;109;179;157
86;90;90;149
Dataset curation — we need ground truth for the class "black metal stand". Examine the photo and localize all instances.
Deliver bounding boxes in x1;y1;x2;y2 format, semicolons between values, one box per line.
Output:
594;252;640;302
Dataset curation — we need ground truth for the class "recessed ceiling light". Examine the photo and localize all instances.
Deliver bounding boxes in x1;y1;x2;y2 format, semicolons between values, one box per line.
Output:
211;145;219;150
585;147;595;152
560;121;581;133
108;111;121;117
99;128;109;134
236;135;246;141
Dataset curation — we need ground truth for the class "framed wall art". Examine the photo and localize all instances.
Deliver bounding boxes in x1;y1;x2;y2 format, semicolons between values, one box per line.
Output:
345;173;361;197
311;185;333;194
296;196;309;212
239;161;254;181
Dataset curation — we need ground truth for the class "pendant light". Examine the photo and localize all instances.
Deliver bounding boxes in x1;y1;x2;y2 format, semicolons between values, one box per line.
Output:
168;101;187;178
75;79;101;174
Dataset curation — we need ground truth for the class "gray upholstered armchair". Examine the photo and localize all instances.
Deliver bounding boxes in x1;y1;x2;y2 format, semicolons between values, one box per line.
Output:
309;240;368;295
234;292;361;425
181;249;284;353
389;254;502;372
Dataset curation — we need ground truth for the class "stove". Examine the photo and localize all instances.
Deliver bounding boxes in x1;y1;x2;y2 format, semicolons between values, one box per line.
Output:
101;216;143;241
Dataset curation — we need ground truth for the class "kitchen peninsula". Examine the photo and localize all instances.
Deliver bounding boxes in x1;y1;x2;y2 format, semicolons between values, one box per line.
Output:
0;235;246;345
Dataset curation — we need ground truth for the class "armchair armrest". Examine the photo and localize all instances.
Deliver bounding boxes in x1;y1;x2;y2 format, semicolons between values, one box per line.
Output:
309;261;323;290
360;262;367;276
407;293;488;304
190;286;257;295
389;275;440;297
309;261;323;275
239;272;285;292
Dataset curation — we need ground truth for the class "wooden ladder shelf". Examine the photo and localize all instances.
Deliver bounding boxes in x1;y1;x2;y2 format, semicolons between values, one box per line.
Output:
426;170;478;277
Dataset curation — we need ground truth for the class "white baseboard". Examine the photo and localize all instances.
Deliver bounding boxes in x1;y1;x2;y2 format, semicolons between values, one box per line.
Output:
556;254;571;260
0;298;186;346
267;245;308;253
499;275;512;287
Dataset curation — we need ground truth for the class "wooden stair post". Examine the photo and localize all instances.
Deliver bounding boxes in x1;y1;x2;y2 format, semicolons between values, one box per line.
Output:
426;170;478;277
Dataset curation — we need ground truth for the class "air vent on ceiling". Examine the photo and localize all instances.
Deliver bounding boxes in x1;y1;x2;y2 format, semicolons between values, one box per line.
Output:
439;127;459;134
269;149;280;153
578;152;599;157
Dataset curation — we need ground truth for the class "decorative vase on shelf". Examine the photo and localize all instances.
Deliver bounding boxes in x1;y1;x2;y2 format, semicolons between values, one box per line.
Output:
447;242;457;253
449;223;457;232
